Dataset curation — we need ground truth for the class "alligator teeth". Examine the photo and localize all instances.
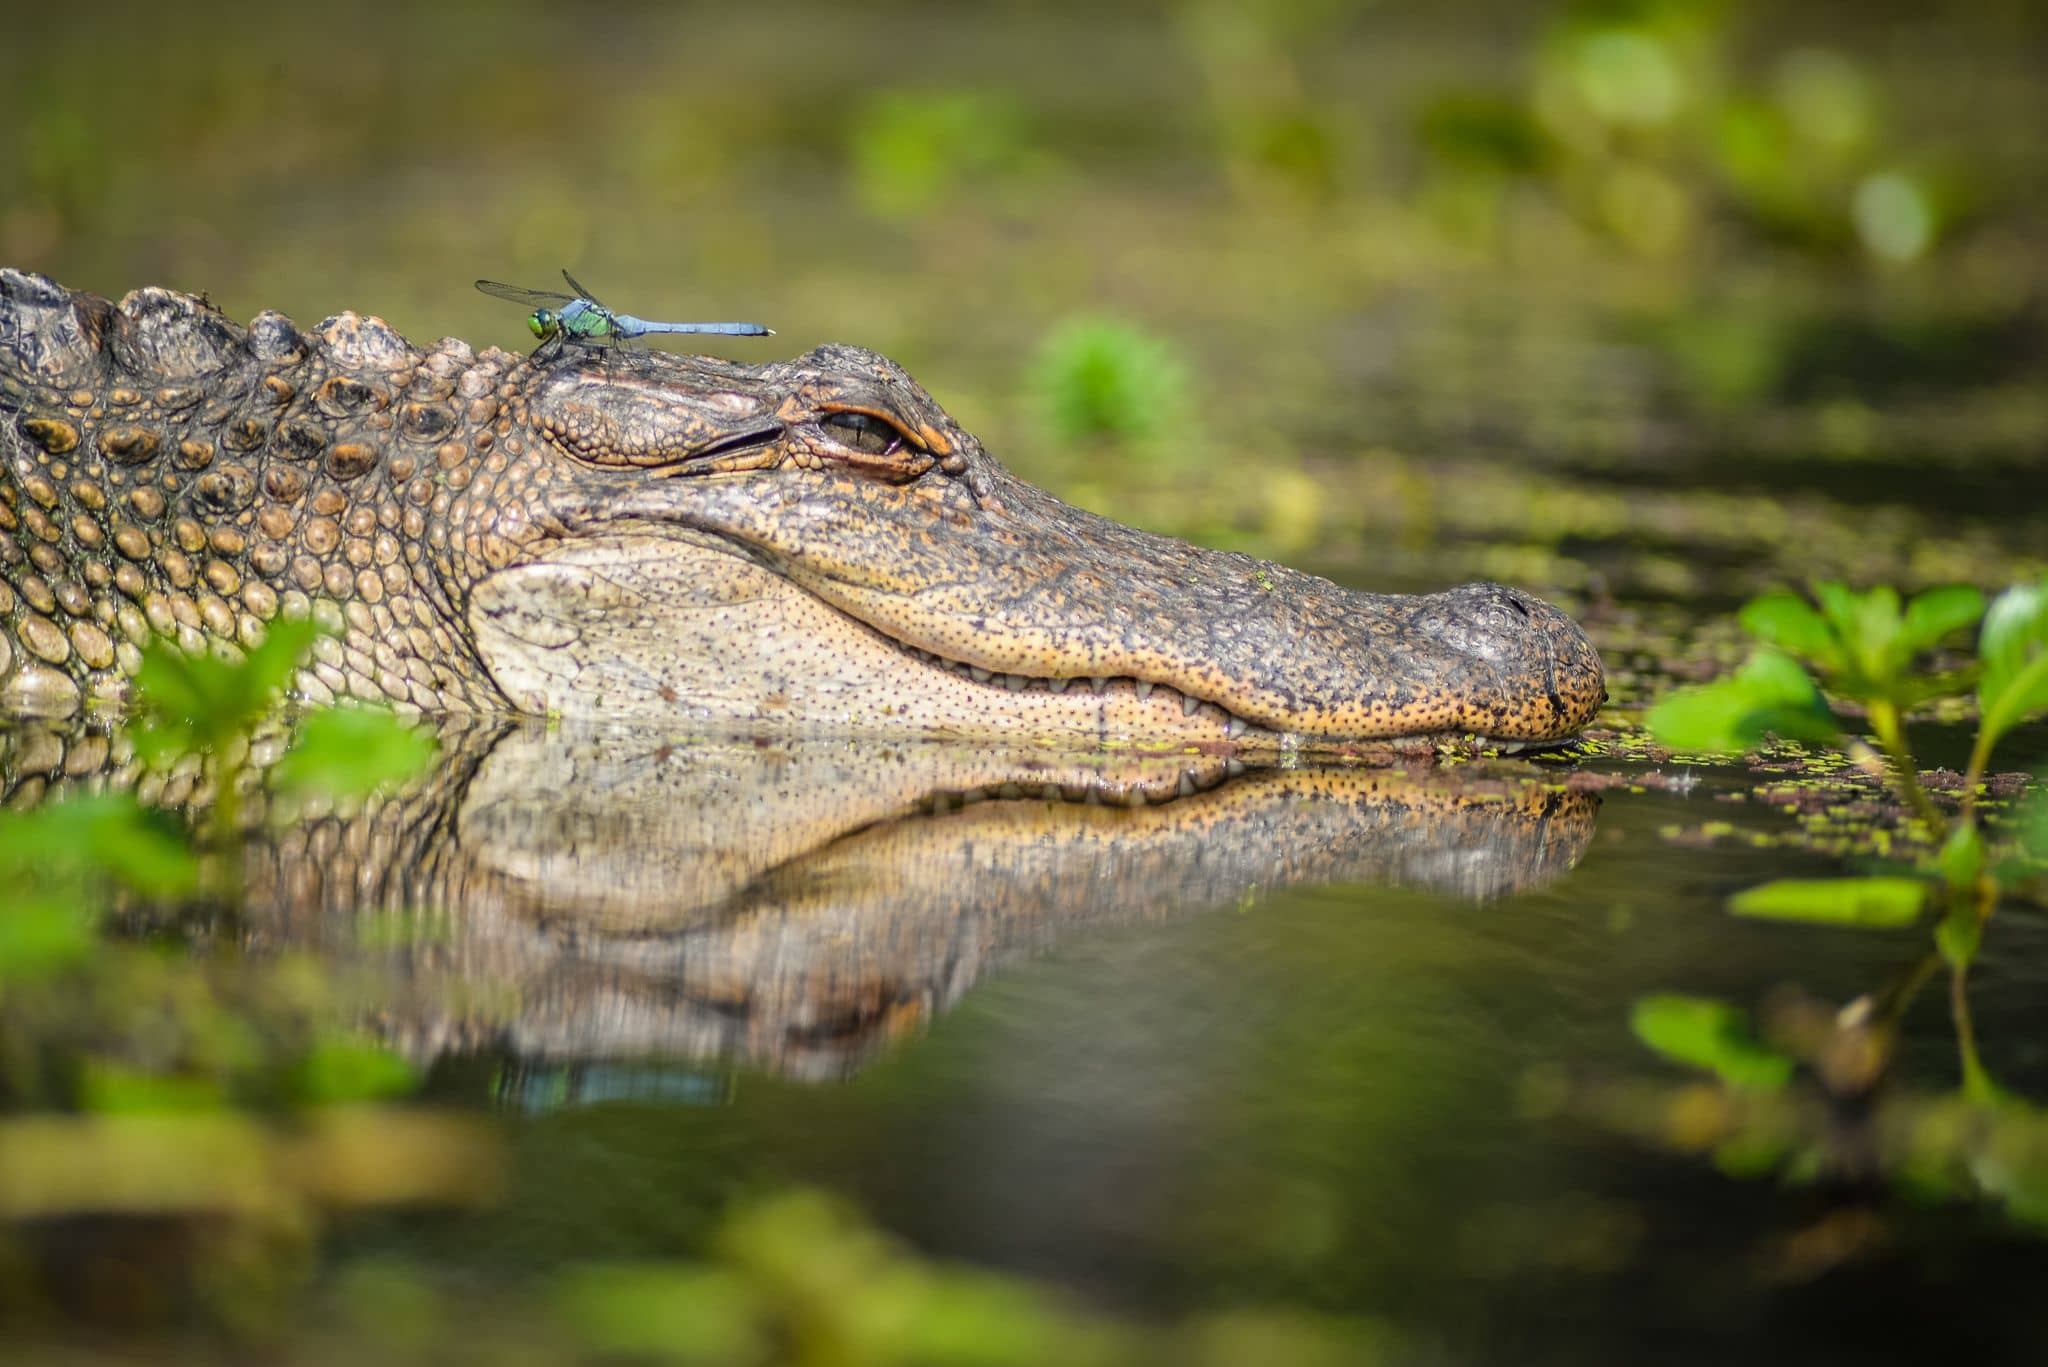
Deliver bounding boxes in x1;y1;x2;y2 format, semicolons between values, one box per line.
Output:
1226;717;1247;738
1040;784;1063;800
1134;681;1154;699
1048;678;1070;694
1091;676;1110;694
970;666;992;683
996;782;1024;799
961;787;987;804
1178;771;1196;798
1123;787;1148;808
1182;693;1201;717
1225;758;1247;777
999;673;1023;691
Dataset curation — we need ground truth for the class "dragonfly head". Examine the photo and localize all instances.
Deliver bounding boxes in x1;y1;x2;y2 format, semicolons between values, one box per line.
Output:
528;309;559;340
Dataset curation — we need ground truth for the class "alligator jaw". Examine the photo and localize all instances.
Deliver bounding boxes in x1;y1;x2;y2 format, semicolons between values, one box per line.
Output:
470;492;1604;747
469;532;1277;746
513;451;1610;745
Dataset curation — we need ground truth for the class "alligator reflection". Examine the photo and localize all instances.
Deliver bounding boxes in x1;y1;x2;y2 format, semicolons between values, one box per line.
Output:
11;718;1599;1085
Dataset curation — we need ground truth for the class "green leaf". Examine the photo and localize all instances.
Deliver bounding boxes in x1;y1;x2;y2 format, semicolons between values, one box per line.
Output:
1850;584;1903;682
1728;876;1928;928
1630;994;1794;1091
0;894;98;981
1889;666;1979;709
1807;581;1888;689
1739;591;1844;673
1644;650;1839;754
1936;906;1982;970
1977;580;2048;758
131;619;324;760
273;707;438;801
1937;823;1986;895
237;618;325;708
290;1038;419;1104
1899;585;1985;657
0;793;199;898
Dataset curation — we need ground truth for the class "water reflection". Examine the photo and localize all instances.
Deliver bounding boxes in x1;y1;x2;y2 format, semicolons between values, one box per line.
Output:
5;718;1598;1083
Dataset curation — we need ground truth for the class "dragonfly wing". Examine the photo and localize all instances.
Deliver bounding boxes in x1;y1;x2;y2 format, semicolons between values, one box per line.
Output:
559;269;609;309
475;280;575;307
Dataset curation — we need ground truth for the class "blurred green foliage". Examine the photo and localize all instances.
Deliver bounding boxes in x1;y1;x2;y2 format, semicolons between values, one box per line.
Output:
271;704;441;802
545;1188;1394;1366
306;1188;1390;1366
847;92;1056;220
1630;994;1794;1091
1415;0;1978;264
1726;876;1929;928
0;619;468;1343
128;618;322;767
0;795;197;981
1030;318;1191;454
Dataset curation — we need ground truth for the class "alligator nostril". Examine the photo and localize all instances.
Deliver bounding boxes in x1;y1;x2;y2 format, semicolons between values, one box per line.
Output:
1505;596;1529;619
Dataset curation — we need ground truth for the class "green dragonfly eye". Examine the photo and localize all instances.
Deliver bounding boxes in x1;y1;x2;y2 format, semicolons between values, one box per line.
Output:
527;309;554;339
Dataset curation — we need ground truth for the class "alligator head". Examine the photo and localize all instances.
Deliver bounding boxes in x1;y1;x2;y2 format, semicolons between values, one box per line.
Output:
0;270;1604;746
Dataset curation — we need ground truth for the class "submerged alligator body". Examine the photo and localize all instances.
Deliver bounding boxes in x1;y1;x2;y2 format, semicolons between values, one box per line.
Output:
0;270;1604;747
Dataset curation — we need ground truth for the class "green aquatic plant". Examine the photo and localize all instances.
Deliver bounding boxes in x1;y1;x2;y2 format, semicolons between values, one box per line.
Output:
0;625;465;1335
124;621;439;903
1642;577;2048;1098
1030;318;1192;455
0;620;438;954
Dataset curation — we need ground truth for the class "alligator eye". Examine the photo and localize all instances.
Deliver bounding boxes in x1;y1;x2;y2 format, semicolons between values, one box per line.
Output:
819;411;903;457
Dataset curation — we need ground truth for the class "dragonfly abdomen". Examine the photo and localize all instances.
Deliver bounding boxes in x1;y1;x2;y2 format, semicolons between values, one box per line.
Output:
623;318;774;337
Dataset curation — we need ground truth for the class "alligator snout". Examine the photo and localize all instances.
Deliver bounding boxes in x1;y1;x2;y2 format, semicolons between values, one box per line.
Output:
1408;583;1564;659
1388;583;1606;743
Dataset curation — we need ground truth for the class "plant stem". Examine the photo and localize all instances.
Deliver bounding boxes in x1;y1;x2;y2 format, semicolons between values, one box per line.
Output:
1877;951;1942;1030
203;753;246;916
1943;869;2001;1102
1951;955;1994;1101
1864;700;1945;838
1957;727;1996;828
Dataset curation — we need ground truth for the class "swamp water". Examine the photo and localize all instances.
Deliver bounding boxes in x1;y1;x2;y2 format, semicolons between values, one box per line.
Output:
7;692;2048;1363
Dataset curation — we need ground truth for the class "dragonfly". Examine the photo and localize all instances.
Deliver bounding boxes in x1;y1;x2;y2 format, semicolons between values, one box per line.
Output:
474;270;773;349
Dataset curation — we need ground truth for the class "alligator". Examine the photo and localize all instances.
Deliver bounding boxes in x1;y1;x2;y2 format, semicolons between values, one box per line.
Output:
1;718;1597;1081
0;269;1605;748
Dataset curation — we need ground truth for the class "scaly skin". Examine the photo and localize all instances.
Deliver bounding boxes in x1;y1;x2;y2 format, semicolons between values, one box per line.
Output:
0;270;1605;747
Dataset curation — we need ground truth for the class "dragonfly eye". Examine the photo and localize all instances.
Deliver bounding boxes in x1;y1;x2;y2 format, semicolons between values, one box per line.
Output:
819;410;905;457
527;310;553;340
